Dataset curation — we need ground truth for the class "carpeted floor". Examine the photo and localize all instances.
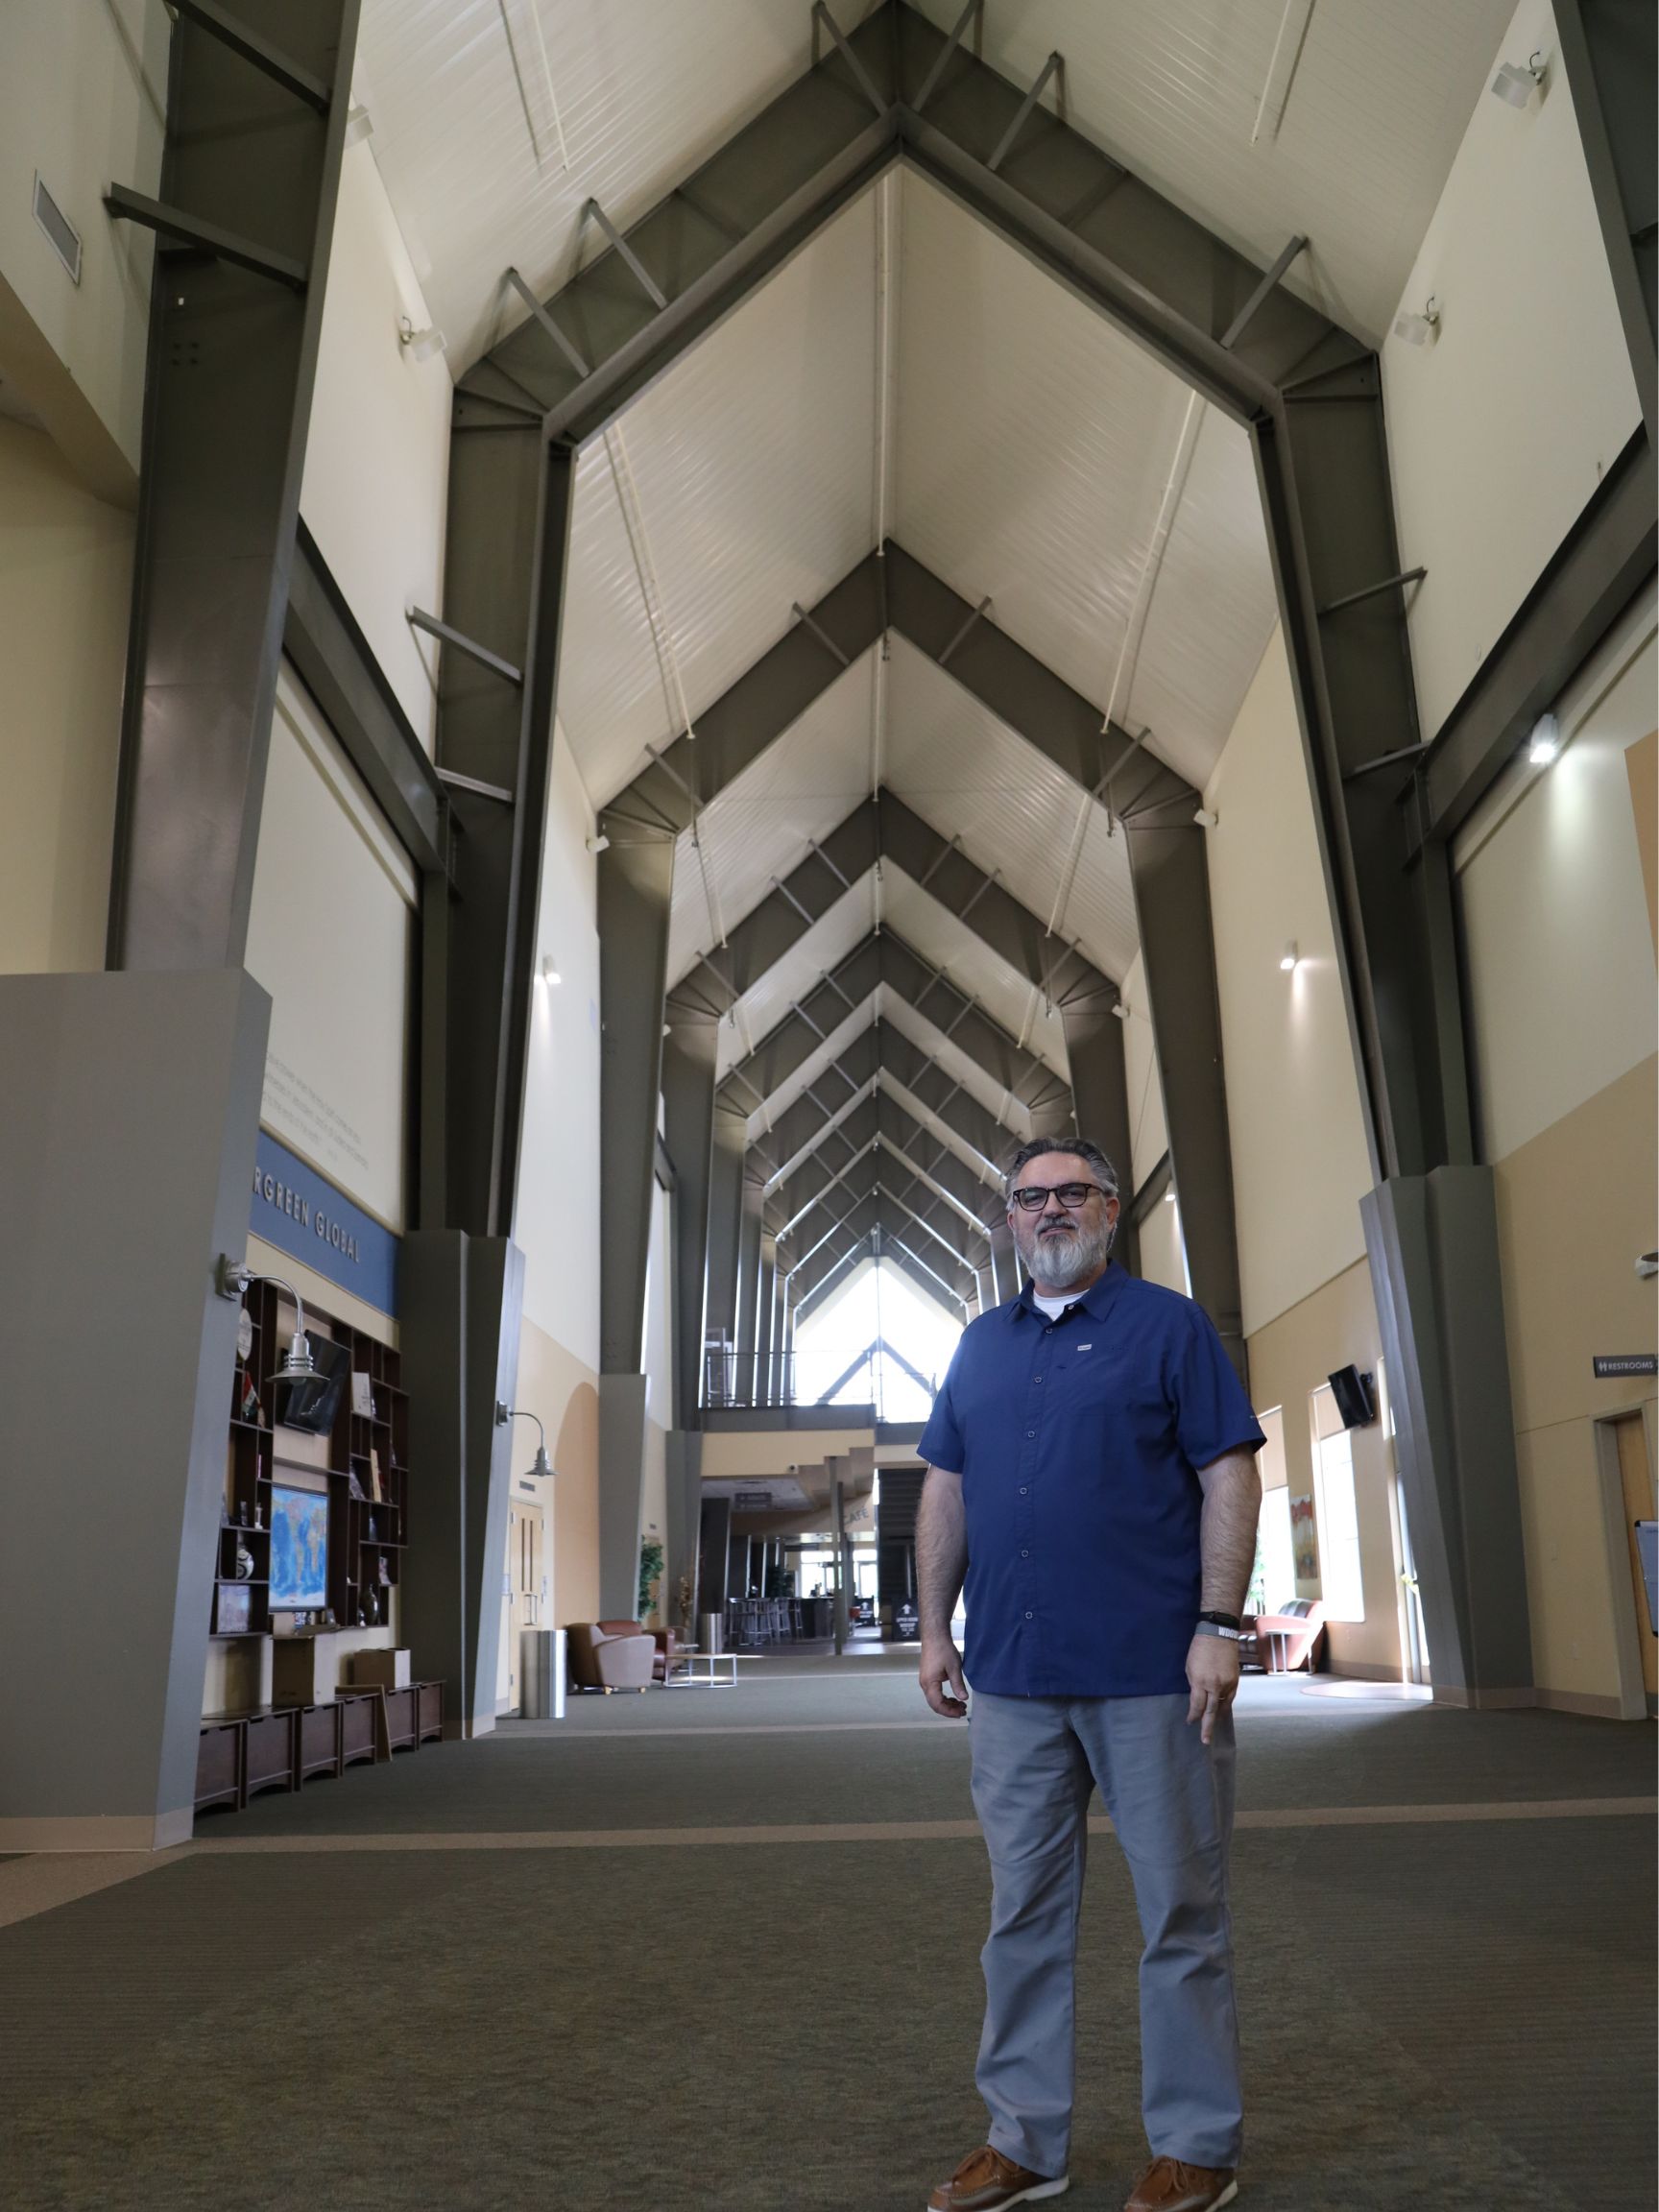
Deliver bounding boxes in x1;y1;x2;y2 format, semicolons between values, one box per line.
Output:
0;1665;1651;2211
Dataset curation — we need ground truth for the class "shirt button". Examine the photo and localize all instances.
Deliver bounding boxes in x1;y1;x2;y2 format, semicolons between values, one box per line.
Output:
1033;1374;1043;1383
1019;1485;1028;1495
1025;1429;1036;1438
1024;1610;1033;1620
1021;1548;1029;1557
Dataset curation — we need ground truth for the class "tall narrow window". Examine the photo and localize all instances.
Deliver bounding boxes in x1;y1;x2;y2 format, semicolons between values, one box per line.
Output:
1310;1383;1364;1622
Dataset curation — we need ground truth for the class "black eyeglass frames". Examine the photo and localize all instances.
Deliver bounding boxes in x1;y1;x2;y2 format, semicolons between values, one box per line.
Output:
1008;1182;1114;1213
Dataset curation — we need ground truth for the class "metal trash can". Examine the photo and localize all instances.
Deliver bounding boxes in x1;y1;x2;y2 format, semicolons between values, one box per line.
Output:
520;1627;566;1719
698;1611;725;1655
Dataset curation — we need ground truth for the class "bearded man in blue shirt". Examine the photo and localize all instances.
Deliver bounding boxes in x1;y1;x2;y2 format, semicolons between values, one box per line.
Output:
918;1138;1263;2212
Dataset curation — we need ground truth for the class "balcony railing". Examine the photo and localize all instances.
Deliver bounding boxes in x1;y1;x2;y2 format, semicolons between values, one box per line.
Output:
703;1338;939;1421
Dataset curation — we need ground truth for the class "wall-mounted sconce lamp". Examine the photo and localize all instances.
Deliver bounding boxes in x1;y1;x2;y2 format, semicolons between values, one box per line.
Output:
1112;1001;1131;1022
215;1257;319;1384
1192;807;1218;829
398;314;446;362
1392;295;1440;348
1490;51;1547;108
1527;712;1561;766
343;104;373;146
586;833;611;854
540;955;563;986
1280;940;1300;973
496;1400;553;1479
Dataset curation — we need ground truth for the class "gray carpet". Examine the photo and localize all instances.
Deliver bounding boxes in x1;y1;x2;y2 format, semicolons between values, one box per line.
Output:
1;1665;1652;2211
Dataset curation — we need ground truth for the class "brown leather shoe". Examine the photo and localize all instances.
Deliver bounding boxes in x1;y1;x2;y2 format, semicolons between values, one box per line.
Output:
927;2142;1070;2209
1123;2157;1238;2211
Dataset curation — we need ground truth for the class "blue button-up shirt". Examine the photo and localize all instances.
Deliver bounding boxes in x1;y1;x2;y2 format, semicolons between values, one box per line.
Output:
917;1266;1265;1698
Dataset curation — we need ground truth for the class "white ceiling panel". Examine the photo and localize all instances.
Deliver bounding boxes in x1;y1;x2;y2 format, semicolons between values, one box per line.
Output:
520;216;880;822
717;878;878;1081
883;637;1140;980
879;985;1034;1145
666;649;878;986
1116;404;1278;789
743;992;878;1146
357;0;814;368
906;0;1515;347
556;190;878;806
879;868;1070;1078
895;168;1193;729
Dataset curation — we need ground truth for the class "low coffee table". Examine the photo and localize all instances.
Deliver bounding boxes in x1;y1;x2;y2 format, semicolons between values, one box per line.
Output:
669;1650;738;1688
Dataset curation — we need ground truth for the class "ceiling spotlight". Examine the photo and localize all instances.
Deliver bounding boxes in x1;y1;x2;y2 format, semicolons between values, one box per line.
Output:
1527;712;1561;766
1163;1189;1177;1204
1192;808;1218;829
1490;51;1547;108
586;833;611;854
1280;940;1300;973
540;955;563;986
1112;1002;1131;1021
344;103;374;146
398;314;446;362
1392;296;1440;348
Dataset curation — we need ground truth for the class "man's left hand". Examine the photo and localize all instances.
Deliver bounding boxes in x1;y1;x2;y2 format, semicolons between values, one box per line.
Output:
1185;1633;1241;1745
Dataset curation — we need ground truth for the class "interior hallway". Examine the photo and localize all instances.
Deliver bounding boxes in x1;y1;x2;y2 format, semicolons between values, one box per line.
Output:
1;1664;1651;2212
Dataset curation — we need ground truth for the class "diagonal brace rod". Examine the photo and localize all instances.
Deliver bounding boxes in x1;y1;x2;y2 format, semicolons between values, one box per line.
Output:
104;185;308;290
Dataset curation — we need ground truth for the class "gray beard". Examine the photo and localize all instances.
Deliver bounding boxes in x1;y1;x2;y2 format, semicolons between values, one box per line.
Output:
1019;1212;1116;1291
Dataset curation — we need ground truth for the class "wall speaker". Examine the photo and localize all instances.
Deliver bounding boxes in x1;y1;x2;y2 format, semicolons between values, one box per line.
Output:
1327;1364;1376;1429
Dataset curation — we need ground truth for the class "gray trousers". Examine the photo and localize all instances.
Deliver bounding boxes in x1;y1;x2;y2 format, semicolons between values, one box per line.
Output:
968;1691;1242;2178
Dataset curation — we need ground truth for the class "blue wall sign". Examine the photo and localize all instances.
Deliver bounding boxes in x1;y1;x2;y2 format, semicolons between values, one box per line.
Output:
250;1130;398;1315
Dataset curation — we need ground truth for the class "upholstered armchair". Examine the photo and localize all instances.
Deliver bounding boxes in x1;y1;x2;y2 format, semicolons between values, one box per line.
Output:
566;1620;655;1692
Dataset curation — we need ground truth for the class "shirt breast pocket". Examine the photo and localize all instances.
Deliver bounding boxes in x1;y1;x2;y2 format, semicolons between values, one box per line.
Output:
1054;1343;1170;1453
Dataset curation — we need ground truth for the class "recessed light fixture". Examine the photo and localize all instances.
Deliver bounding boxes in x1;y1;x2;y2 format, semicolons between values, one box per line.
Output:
1392;295;1440;348
1527;712;1561;766
1280;940;1300;973
541;956;562;986
398;314;446;362
1490;50;1547;108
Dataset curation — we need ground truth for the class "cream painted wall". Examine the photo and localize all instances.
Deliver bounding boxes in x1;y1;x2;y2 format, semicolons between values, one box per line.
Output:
0;420;130;973
1457;607;1658;1163
0;0;165;494
1246;1258;1402;1682
1203;631;1374;1336
300;137;450;751
1137;1193;1188;1297
245;669;416;1230
1382;0;1641;740
1118;950;1167;1192
515;729;602;1368
643;1174;674;1429
515;1311;600;1628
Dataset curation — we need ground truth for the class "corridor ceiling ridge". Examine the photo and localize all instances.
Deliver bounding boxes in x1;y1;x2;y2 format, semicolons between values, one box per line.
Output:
391;0;1520;1368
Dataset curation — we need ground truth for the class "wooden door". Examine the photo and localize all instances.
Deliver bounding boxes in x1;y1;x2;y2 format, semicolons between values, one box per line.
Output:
1614;1412;1657;1700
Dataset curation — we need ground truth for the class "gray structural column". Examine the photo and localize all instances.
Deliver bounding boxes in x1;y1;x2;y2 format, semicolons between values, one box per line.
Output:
0;971;269;1847
706;1092;750;1391
734;1182;765;1404
106;0;359;972
400;1231;526;1737
594;811;676;1611
1122;809;1241;1371
755;1237;778;1406
663;1429;705;1640
662;1025;718;1428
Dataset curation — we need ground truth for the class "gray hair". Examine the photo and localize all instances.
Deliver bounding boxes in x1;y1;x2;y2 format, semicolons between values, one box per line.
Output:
1003;1136;1119;1203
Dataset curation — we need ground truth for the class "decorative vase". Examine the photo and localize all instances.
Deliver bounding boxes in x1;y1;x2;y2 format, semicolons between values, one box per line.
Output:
234;1540;255;1581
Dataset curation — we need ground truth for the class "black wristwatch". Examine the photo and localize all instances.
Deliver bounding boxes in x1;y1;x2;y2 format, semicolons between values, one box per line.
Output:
1194;1608;1249;1644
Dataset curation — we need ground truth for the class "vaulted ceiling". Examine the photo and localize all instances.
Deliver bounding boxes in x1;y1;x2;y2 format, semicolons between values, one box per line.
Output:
357;0;1513;1318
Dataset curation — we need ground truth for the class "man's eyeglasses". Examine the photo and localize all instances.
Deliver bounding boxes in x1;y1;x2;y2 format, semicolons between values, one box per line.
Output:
1009;1182;1113;1213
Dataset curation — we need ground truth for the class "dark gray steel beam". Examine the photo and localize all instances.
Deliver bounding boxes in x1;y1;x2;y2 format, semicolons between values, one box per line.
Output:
1417;424;1654;847
437;431;577;1237
789;1183;979;1315
1553;0;1656;449
106;0;359;971
283;520;447;877
769;1090;998;1246
662;1026;718;1428
718;927;1071;1133
596;810;675;1371
779;1147;991;1284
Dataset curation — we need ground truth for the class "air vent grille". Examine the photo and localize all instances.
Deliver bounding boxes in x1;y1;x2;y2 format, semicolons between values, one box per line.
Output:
33;173;82;285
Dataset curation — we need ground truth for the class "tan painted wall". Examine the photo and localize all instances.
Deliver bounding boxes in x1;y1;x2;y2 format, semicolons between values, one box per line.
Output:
1245;1258;1403;1681
702;1427;877;1479
1493;1054;1658;1707
515;1310;600;1629
1203;631;1375;1335
0;421;132;974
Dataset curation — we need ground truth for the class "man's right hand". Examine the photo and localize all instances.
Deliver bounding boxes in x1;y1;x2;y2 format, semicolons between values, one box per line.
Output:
919;1634;969;1719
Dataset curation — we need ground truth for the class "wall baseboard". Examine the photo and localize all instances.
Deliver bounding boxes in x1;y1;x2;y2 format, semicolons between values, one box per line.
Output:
0;1807;191;1853
1533;1687;1633;1721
